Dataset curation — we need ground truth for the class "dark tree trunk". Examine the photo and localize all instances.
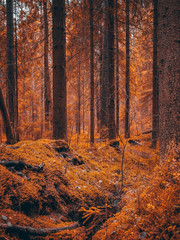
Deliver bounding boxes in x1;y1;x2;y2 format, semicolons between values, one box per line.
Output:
89;0;94;145
108;0;116;140
43;0;51;132
0;86;16;144
125;0;130;138
14;0;19;140
6;0;15;130
152;0;159;148
158;0;180;160
115;0;119;136
100;0;109;138
52;0;67;139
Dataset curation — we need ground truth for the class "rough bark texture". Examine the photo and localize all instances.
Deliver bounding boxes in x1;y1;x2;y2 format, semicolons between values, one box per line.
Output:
108;0;116;139
158;0;180;159
52;0;67;139
152;0;159;148
100;0;109;137
43;0;52;132
6;0;15;128
89;0;94;144
115;0;119;136
125;0;130;138
0;86;16;144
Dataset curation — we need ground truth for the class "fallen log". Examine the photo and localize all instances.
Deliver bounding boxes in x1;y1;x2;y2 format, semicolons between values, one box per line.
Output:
0;160;45;172
0;221;80;236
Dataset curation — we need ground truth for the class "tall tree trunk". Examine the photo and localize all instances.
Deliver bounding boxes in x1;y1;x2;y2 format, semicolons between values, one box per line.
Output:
100;0;108;137
152;0;159;148
43;0;51;132
89;0;94;145
115;0;119;136
108;0;116;140
0;86;16;144
14;0;18;140
6;0;15;131
76;58;81;135
52;0;67;139
125;0;130;138
158;0;180;160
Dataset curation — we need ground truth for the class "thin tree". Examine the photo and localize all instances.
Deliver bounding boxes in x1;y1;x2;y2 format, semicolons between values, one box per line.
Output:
76;57;81;135
52;0;67;139
89;0;94;144
100;0;108;137
158;0;180;160
152;0;158;148
108;0;116;139
115;0;119;136
125;0;130;138
43;0;51;132
6;0;16;131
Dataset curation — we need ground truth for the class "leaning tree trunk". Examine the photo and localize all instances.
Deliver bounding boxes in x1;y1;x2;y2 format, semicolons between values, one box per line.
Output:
125;0;130;138
52;0;67;139
0;86;16;144
158;0;180;160
108;0;116;140
152;0;159;148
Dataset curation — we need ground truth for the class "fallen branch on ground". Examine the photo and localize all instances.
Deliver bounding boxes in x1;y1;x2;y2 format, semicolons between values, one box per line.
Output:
0;221;80;236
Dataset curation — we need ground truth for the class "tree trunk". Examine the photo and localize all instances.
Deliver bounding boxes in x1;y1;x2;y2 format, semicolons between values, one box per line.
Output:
158;0;180;160
89;0;94;145
108;0;116;140
152;0;159;148
52;0;67;139
100;0;109;138
43;0;51;132
76;58;81;135
6;0;15;131
115;0;119;136
0;86;16;144
125;0;130;138
14;0;19;140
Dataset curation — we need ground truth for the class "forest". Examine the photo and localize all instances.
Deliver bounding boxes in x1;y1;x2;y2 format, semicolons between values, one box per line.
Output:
0;0;179;239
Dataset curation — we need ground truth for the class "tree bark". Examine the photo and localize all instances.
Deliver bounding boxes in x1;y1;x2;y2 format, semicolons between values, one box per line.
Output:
108;0;116;140
0;86;16;144
43;0;51;132
6;0;15;130
158;0;180;160
115;0;119;136
125;0;130;138
52;0;67;139
89;0;94;145
100;0;109;137
152;0;159;148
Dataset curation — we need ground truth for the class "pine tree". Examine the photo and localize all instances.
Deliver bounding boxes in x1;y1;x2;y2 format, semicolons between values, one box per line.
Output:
52;0;67;139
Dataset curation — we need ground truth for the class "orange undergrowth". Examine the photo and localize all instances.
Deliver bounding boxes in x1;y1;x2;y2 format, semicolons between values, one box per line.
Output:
0;135;179;239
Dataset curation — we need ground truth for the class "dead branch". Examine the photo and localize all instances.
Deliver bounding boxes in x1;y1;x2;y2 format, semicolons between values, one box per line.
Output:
0;221;79;236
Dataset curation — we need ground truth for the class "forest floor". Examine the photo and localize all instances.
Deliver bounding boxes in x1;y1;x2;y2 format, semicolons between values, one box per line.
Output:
0;134;179;240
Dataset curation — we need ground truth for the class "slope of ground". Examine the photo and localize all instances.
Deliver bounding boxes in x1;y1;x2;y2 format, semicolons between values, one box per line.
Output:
0;135;179;239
